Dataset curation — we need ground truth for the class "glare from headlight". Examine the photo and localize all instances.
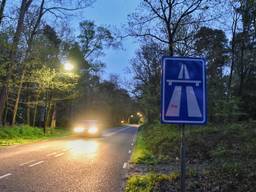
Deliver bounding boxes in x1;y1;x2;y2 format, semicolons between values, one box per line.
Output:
88;127;98;134
74;127;85;133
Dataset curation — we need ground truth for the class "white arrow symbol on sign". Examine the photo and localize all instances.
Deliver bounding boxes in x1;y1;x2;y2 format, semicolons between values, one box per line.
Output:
166;64;202;118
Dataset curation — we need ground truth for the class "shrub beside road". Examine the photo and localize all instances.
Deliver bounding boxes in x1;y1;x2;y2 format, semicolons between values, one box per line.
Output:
0;125;70;146
126;121;256;192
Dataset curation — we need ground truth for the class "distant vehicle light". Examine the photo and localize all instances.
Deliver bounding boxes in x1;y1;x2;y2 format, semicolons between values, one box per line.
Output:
74;127;85;133
88;127;98;134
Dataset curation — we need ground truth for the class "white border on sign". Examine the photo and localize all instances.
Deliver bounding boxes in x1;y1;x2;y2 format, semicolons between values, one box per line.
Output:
162;57;206;124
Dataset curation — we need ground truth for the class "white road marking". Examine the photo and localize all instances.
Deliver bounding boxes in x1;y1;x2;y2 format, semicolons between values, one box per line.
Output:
103;127;130;137
29;161;44;167
123;162;128;169
54;153;64;157
19;160;36;166
133;136;137;142
128;150;131;154
0;173;12;180
62;148;70;152
47;152;57;156
131;143;134;146
38;146;47;149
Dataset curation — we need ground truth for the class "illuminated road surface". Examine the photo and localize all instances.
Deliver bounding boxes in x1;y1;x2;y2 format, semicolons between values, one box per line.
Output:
0;126;137;192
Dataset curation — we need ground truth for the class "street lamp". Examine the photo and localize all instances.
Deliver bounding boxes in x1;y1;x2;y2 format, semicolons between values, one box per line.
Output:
64;62;74;71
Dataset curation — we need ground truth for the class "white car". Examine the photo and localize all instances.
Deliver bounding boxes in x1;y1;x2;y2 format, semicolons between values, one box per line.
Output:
73;120;102;137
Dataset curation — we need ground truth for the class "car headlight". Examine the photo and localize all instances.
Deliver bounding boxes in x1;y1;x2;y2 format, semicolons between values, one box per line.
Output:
74;127;85;133
88;127;98;134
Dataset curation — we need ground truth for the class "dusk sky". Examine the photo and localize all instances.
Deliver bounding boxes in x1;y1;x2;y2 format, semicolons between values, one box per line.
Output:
80;0;140;79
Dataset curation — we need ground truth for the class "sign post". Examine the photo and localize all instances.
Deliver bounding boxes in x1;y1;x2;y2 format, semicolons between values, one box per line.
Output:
180;123;186;192
161;57;207;192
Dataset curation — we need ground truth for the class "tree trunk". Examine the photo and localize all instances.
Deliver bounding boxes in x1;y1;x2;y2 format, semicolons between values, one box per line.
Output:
26;96;31;125
32;92;40;127
44;91;53;133
44;102;52;132
0;0;7;25
50;103;56;128
3;94;8;126
227;13;239;99
11;70;25;125
0;0;33;126
12;0;45;125
239;43;245;96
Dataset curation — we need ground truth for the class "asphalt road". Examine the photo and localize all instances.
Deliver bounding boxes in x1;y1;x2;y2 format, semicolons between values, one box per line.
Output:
0;126;137;192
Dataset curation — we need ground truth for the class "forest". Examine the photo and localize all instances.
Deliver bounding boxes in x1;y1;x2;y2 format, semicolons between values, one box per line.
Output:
0;0;137;131
0;0;255;136
128;0;256;123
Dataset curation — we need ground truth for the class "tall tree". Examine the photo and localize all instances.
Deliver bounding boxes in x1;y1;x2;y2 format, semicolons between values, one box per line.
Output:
195;27;228;121
0;0;33;125
127;0;212;56
11;0;45;125
131;41;164;122
78;20;119;60
0;0;6;25
228;3;240;99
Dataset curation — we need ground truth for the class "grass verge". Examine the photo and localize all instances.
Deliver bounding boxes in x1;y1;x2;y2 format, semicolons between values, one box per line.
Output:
0;125;70;146
125;172;179;192
127;121;256;191
131;129;157;164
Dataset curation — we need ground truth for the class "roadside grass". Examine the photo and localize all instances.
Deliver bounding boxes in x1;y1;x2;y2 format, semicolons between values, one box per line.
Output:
131;122;180;164
128;121;256;191
131;129;157;164
125;172;179;192
0;125;70;146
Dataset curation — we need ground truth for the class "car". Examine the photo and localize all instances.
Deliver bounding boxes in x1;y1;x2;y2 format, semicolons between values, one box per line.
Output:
73;120;102;137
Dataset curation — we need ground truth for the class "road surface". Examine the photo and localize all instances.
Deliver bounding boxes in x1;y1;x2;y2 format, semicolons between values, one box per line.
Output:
0;126;137;192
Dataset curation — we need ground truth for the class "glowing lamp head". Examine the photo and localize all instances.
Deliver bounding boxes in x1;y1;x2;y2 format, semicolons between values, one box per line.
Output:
74;127;85;133
88;127;98;134
64;62;74;71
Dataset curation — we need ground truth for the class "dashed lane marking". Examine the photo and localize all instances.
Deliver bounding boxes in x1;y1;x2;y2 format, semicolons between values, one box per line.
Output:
123;162;128;169
62;148;70;152
19;160;36;166
28;161;44;167
47;152;57;156
128;150;131;154
0;173;12;180
103;127;130;137
54;153;64;158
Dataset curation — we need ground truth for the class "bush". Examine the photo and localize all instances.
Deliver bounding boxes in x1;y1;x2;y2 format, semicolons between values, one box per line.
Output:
0;125;70;146
0;125;44;139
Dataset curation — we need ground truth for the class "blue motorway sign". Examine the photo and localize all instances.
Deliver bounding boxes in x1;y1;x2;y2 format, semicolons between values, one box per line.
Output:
161;57;207;124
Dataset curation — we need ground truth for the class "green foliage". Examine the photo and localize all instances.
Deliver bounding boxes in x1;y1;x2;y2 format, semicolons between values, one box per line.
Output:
132;122;179;164
0;125;70;146
78;20;119;59
0;125;43;139
131;42;163;122
125;173;179;192
129;121;256;191
131;131;157;164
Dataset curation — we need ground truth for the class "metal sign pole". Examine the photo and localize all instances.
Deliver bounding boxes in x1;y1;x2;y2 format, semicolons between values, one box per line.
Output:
180;123;186;192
